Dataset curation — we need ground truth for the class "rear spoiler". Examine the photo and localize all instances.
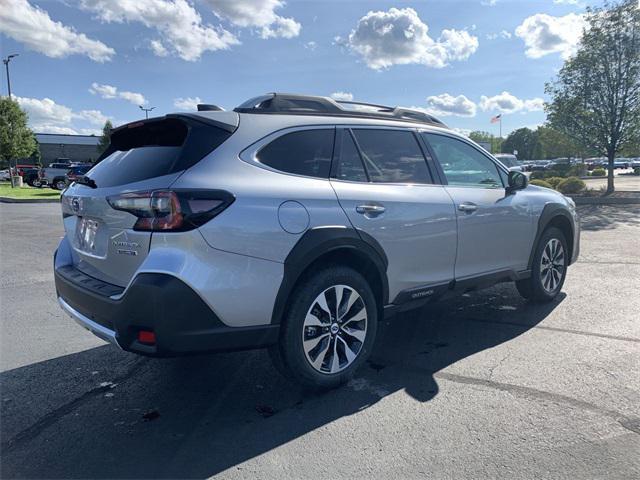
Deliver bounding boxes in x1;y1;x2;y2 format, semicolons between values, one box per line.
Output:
97;113;239;163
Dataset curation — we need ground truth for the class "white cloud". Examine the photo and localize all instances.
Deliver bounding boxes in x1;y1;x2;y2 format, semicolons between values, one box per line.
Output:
150;39;169;57
479;91;545;113
481;0;498;6
425;93;477;117
339;8;479;70
15;96;111;134
304;41;317;51
0;0;114;62
487;30;512;40
204;0;301;39
173;97;203;110
515;13;586;59
89;83;147;106
79;0;239;61
330;92;354;101
553;0;585;6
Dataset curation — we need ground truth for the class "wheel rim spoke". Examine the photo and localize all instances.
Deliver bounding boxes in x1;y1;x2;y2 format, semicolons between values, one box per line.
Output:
541;239;565;293
302;284;367;375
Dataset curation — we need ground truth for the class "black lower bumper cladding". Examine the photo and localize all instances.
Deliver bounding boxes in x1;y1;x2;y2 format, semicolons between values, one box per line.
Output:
55;265;279;356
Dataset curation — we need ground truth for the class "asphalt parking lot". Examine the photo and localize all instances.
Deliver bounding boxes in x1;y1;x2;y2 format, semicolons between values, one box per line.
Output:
1;203;639;479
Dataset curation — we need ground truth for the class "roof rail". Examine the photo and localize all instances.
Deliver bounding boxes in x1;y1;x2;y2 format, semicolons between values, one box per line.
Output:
234;93;447;128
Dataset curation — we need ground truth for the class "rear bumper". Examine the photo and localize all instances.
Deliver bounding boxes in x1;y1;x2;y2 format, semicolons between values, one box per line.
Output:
55;266;279;357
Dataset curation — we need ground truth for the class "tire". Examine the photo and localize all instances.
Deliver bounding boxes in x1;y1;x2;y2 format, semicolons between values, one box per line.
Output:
53;178;67;190
269;266;378;390
516;227;568;303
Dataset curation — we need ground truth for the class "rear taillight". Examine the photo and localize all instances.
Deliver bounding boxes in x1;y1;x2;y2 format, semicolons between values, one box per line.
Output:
107;190;234;232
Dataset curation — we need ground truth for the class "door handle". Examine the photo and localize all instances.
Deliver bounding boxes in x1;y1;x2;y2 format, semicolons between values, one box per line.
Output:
356;204;386;217
458;202;478;213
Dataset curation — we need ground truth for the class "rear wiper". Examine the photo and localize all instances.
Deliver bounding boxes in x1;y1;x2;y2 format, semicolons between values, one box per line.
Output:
75;175;97;189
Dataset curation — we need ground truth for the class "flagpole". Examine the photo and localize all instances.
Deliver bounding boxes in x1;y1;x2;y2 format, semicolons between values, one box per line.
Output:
500;116;502;139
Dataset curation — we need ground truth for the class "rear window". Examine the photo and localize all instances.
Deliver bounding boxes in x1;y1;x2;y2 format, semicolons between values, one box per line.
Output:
87;118;231;188
256;129;334;178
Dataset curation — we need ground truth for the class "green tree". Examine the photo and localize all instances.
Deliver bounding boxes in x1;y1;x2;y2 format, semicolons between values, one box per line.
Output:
536;125;585;159
501;127;542;160
97;120;113;155
0;97;37;179
469;131;503;154
545;0;640;193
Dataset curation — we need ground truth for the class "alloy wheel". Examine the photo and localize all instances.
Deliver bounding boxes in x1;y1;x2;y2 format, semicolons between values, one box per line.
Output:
540;238;565;293
302;285;367;374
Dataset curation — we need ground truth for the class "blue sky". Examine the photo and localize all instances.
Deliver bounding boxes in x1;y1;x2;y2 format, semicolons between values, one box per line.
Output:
0;0;600;136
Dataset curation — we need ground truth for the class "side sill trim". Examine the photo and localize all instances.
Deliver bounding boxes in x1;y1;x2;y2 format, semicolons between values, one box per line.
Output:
58;297;122;349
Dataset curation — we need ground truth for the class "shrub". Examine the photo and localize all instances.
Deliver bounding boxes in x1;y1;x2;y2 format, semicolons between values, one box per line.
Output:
568;163;588;177
546;176;564;188
557;176;586;194
530;171;547;180
634;167;640;176
530;179;553;189
548;164;572;177
592;167;606;176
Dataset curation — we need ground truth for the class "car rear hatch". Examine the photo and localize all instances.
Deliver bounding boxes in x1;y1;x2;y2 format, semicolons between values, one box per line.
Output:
60;113;238;287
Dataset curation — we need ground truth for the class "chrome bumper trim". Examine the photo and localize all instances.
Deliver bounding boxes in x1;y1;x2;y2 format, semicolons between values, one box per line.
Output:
58;297;121;349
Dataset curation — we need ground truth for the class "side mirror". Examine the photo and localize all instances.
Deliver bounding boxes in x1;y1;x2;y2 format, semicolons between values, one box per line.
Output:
507;171;528;194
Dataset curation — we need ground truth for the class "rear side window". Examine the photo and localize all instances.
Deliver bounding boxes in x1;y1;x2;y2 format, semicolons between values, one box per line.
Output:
256;129;334;178
352;129;431;184
88;118;232;188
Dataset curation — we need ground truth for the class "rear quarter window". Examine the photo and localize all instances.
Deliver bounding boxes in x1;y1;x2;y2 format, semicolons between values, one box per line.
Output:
256;129;335;178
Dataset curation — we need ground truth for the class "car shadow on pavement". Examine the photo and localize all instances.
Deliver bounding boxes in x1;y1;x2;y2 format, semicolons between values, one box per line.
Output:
578;204;640;231
0;284;564;479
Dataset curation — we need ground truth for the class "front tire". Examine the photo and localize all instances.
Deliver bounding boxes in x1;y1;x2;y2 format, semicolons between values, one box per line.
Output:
516;227;568;302
269;266;378;390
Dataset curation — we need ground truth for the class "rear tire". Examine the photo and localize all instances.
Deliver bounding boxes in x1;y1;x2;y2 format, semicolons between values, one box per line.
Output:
516;227;568;303
53;178;67;190
269;266;378;390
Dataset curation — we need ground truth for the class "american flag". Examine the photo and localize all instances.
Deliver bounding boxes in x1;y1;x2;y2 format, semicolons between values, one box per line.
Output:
490;114;502;124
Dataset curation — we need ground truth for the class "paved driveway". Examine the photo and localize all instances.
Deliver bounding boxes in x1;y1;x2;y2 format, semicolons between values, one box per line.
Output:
1;203;639;479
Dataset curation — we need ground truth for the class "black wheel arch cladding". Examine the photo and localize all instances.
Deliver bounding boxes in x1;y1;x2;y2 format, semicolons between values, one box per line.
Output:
528;203;575;269
271;227;389;325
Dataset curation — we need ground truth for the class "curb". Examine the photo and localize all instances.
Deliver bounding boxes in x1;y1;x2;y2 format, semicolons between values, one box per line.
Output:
0;197;60;204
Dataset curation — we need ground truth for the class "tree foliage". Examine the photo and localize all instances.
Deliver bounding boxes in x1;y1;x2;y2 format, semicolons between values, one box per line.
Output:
98;120;113;155
468;131;503;153
0;97;37;167
545;0;640;192
501;127;542;160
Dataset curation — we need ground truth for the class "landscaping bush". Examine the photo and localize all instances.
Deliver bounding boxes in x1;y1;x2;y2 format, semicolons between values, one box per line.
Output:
530;179;553;189
546;177;564;188
591;167;606;176
634;167;640;176
557;176;586;194
568;163;587;177
530;171;547;180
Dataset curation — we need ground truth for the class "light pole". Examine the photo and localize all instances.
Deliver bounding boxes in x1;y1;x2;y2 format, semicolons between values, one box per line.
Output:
3;53;19;99
139;105;155;119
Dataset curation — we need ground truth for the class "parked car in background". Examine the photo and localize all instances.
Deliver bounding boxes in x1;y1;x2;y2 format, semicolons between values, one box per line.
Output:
493;153;523;172
22;168;45;187
66;165;92;185
0;169;10;181
42;161;73;190
630;159;640;169
530;160;551;172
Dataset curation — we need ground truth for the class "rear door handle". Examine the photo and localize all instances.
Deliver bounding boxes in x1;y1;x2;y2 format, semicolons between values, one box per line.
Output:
356;204;386;217
458;202;478;213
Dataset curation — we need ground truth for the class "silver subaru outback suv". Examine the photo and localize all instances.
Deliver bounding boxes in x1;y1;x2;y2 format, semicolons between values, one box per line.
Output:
55;93;580;389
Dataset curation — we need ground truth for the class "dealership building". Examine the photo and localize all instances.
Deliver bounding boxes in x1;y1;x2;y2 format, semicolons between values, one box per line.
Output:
35;133;101;166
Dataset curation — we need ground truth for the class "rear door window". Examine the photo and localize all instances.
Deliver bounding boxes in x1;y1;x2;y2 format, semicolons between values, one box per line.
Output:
351;129;432;184
256;129;334;178
333;130;368;182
